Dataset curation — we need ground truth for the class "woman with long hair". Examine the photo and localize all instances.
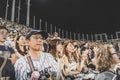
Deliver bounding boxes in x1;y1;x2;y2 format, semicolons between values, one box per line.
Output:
95;43;120;80
49;39;63;60
62;40;84;79
15;35;27;58
48;39;64;80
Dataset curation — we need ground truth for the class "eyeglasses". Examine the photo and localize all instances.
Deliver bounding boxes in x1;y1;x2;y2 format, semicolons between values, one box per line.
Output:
0;31;8;35
31;35;44;40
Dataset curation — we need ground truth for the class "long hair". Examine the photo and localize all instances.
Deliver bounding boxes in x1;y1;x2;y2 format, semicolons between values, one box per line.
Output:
15;35;27;56
96;44;114;72
49;39;63;59
63;40;78;63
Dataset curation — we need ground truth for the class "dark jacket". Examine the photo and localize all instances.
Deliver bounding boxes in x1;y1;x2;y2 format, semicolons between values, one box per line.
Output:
0;57;15;80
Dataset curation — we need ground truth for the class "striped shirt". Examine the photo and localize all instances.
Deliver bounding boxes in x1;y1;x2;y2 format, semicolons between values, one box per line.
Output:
14;52;58;80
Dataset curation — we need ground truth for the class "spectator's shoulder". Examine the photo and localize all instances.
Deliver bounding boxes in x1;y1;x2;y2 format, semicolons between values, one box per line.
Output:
14;57;27;66
41;52;54;60
42;52;53;57
6;58;12;64
95;71;116;80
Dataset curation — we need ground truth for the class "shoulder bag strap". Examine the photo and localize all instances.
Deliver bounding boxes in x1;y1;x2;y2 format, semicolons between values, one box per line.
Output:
0;58;7;77
26;54;35;72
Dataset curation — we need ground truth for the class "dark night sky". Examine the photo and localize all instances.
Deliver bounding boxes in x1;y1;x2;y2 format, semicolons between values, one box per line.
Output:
1;0;120;34
31;0;120;34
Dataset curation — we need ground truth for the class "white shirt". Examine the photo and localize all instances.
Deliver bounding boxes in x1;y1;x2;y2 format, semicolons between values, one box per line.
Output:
14;52;58;80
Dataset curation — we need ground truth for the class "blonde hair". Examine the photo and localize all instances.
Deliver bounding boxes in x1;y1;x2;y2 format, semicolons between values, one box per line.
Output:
96;44;114;72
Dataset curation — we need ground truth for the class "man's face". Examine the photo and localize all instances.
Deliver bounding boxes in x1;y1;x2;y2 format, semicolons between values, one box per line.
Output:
27;34;44;51
0;29;8;42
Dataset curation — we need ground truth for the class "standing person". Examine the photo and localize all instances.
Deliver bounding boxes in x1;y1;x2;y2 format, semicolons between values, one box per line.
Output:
14;30;58;80
0;26;17;64
0;57;16;80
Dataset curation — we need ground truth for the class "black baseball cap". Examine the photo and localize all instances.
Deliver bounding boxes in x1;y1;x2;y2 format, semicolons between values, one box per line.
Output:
26;30;48;40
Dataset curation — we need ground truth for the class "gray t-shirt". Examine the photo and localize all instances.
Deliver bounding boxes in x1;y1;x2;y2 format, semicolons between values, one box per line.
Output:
95;71;117;80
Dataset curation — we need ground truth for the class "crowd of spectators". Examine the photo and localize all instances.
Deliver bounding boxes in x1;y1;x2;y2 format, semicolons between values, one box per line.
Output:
1;17;120;80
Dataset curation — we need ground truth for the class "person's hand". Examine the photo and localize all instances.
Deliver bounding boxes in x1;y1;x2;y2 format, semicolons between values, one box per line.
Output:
93;46;99;54
30;71;40;80
81;53;87;61
10;53;19;64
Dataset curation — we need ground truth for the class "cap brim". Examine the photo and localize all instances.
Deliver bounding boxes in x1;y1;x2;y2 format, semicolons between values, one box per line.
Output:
36;31;48;39
26;30;48;39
